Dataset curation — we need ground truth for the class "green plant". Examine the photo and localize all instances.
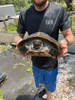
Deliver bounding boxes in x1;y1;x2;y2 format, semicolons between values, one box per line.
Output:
72;14;75;32
3;21;18;31
14;62;25;66
68;14;75;32
67;78;72;84
0;90;6;100
5;14;75;32
0;45;8;52
0;0;31;12
27;65;32;72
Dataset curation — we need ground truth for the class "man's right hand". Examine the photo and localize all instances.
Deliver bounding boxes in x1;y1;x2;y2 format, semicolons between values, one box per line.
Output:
14;33;26;57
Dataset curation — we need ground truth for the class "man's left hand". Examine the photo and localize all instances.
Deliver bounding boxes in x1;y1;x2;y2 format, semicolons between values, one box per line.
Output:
58;39;68;58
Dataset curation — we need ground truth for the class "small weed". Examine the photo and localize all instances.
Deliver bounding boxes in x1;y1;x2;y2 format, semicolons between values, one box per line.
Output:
67;78;72;84
68;72;73;74
0;90;6;100
29;80;32;85
0;45;8;52
27;65;32;72
14;63;25;66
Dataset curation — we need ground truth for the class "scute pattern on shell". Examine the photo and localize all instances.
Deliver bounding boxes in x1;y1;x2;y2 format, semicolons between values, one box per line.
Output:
17;32;62;58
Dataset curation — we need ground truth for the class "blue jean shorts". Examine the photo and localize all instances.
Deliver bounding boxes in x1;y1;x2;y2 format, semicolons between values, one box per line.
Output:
32;64;58;93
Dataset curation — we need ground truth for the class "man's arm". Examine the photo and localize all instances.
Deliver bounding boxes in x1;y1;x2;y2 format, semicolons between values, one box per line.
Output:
14;33;24;45
58;28;74;58
61;28;74;45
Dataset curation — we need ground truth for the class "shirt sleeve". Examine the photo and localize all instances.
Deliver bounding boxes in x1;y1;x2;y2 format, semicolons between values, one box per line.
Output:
17;11;26;34
59;7;71;31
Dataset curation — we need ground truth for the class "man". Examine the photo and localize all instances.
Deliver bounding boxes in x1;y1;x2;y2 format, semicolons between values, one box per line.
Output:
14;0;74;100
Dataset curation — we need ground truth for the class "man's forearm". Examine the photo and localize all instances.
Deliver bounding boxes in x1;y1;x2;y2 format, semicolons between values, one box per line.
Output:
63;35;75;46
64;34;74;46
58;29;74;58
14;33;24;45
62;28;75;46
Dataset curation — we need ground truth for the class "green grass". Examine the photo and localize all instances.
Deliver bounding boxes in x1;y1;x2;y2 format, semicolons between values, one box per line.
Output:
14;63;25;66
69;14;75;32
0;45;8;52
0;90;6;100
4;21;18;31
72;14;75;32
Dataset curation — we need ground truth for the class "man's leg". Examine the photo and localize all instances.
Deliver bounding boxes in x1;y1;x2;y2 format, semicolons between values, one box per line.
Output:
45;88;52;100
41;84;52;100
32;65;58;100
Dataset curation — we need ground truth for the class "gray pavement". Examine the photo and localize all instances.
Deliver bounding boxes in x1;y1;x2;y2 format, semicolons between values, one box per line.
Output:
0;45;75;100
0;48;37;100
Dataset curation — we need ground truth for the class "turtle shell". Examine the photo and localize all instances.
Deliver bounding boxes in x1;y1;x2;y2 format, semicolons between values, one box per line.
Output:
17;32;63;58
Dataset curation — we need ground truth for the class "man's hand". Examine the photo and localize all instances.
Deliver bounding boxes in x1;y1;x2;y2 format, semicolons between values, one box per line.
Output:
16;46;26;57
14;33;26;57
58;28;74;58
15;39;26;57
58;39;68;58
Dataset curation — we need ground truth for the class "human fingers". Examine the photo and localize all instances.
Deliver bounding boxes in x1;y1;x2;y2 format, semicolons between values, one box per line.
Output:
57;47;68;58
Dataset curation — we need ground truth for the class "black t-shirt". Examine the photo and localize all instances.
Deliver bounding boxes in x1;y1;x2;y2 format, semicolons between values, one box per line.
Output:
17;3;70;70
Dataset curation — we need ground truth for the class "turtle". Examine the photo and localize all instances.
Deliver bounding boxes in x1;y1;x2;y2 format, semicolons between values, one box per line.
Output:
17;32;63;58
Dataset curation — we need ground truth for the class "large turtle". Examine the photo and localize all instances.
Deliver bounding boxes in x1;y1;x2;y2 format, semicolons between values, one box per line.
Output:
17;32;62;58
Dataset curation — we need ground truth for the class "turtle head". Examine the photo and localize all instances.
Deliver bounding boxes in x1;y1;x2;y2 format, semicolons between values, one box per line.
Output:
33;39;43;50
